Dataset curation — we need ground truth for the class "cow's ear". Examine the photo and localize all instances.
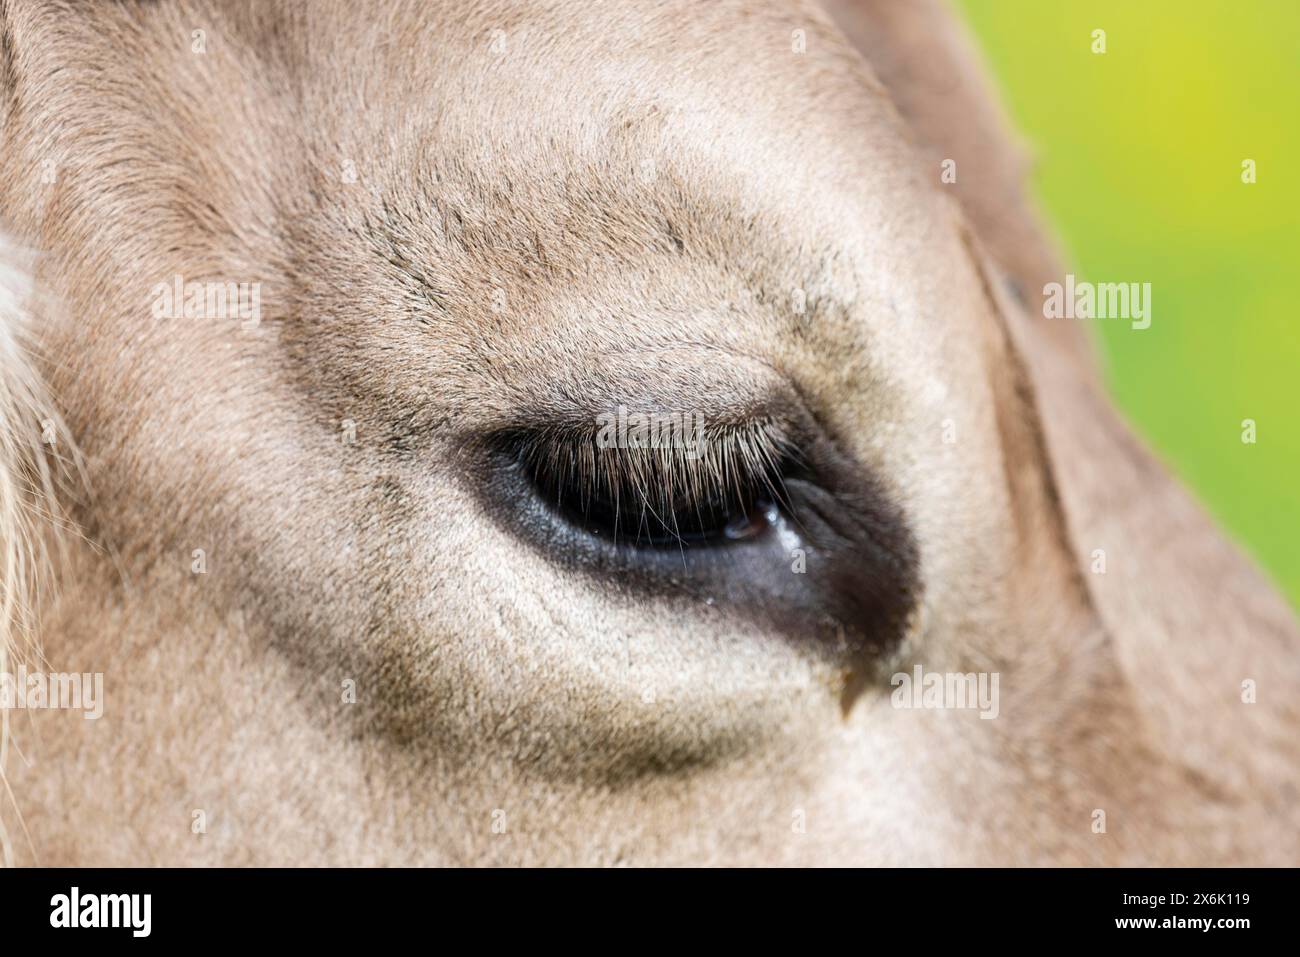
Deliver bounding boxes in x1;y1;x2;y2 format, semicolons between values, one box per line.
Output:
953;222;1099;626
818;0;1096;376
823;1;1300;815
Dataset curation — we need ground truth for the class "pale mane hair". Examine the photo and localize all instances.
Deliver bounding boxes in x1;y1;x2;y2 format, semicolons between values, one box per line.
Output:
0;235;74;865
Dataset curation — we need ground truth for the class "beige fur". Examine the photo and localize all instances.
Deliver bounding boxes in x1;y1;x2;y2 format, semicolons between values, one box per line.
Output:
0;0;1295;866
0;233;78;866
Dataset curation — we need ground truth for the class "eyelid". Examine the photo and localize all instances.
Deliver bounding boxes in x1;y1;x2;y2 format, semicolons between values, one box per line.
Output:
499;419;801;550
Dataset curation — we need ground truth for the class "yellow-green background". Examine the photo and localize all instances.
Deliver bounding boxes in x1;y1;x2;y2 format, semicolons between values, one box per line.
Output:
958;0;1299;605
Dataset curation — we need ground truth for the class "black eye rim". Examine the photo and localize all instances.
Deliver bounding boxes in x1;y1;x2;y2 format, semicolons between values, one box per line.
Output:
462;399;923;680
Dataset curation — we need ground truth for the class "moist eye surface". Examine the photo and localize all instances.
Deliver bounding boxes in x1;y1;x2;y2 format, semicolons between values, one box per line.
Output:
502;417;799;549
476;406;922;675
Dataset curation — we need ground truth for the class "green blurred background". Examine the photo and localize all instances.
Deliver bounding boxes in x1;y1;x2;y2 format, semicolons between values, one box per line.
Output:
957;0;1299;606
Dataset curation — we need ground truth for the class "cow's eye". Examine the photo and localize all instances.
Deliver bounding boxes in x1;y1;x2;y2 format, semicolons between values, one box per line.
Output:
477;408;921;671
500;419;798;550
531;466;777;548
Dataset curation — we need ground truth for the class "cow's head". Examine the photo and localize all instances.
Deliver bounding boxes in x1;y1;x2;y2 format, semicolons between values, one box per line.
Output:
0;0;1295;865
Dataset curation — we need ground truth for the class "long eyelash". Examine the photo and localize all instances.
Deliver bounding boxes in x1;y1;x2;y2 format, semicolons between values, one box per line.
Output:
504;418;799;545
